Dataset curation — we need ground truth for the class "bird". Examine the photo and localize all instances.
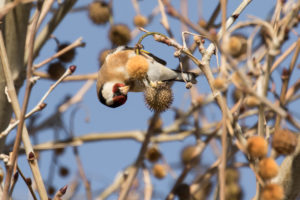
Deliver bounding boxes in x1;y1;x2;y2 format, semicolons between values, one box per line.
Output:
97;46;197;108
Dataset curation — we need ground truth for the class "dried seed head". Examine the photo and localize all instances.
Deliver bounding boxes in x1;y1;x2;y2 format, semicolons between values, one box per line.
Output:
198;19;207;28
109;24;131;46
272;129;298;155
244;96;260;107
133;15;148;27
232;71;249;89
181;145;200;165
232;88;244;103
226;34;247;58
144;83;173;112
126;55;149;79
57;43;76;63
88;1;110;24
174;183;190;200
246;136;268;159
225;183;243;200
59;166;69;177
48;186;56;195
146;145;162;163
261;184;284;200
225;168;240;184
213;77;228;91
152;164;167;179
258;157;279;180
98;49;112;67
47;62;66;80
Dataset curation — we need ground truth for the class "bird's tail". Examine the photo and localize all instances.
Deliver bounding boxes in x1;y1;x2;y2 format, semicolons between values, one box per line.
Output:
171;70;198;84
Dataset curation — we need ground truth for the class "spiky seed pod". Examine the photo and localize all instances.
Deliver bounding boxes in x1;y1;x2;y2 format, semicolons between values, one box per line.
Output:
146;145;161;163
244;96;260;107
261;184;284;200
98;49;112;67
88;1;110;25
258;157;279;180
144;83;173;112
246;136;268;159
174;183;190;200
133;15;148;27
181;145;200;165
226;34;247;58
57;43;76;63
126;55;149;79
213;77;228;91
109;24;131;46
47;62;66;80
226;168;240;184
152;164;167;179
272;129;298;155
225;183;243;200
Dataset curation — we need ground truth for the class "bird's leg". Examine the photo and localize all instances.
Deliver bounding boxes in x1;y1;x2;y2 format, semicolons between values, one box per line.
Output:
143;75;164;88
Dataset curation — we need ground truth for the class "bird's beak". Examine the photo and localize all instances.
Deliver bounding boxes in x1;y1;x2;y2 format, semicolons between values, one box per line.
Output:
119;85;130;95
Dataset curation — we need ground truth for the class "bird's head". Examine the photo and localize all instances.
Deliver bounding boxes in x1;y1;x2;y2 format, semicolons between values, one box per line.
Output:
98;82;129;108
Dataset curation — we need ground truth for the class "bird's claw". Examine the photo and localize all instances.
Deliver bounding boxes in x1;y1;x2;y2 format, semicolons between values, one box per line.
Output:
150;81;163;88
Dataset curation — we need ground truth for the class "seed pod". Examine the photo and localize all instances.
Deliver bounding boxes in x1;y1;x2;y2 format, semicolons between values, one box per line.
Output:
57;43;76;63
109;24;131;46
59;166;69;177
146;145;161;163
246;136;268;159
261;184;284;200
174;183;190;200
88;1;110;25
133;15;148;27
152;164;167;179
226;34;247;58
226;168;240;184
144;83;173;112
126;55;149;79
244;96;260;107
47;62;66;80
232;88;244;103
213;77;228;91
181;145;200;165
258;157;279;180
225;183;243;200
272;129;298;155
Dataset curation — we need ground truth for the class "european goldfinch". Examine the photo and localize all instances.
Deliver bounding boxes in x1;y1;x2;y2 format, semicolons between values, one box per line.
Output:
97;46;197;108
